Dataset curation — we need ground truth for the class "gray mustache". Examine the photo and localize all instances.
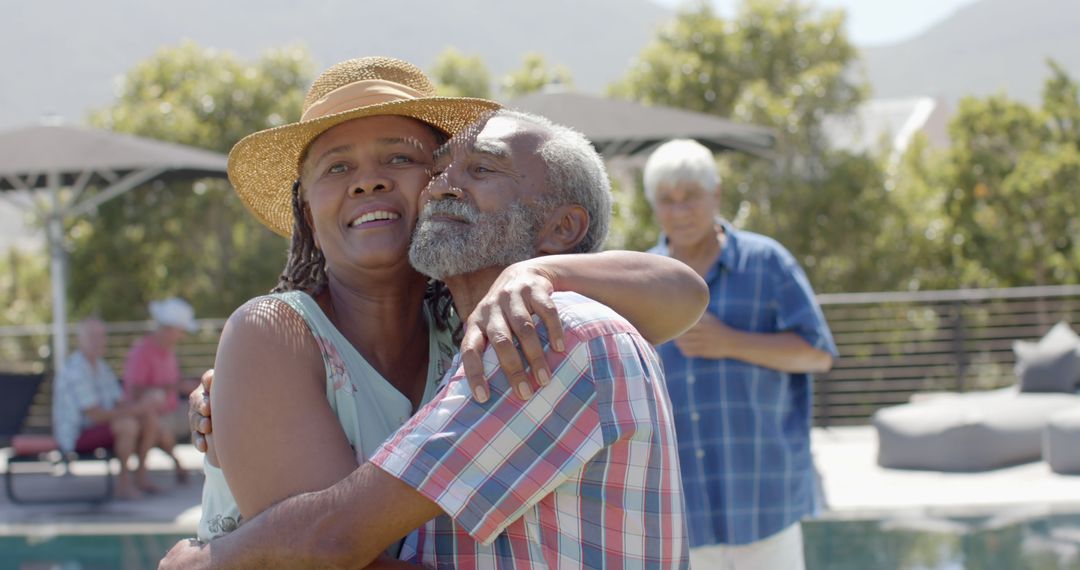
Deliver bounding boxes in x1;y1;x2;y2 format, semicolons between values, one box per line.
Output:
420;199;479;223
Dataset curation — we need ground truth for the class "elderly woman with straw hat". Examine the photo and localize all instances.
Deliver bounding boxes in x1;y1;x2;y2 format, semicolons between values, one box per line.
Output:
190;57;705;556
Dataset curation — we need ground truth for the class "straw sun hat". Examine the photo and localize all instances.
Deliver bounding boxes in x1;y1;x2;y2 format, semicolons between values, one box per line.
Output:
228;56;501;237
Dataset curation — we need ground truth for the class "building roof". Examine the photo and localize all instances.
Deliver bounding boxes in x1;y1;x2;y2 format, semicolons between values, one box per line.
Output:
823;97;951;157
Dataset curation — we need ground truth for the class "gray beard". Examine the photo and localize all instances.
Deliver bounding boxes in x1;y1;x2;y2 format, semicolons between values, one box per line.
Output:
410;198;546;281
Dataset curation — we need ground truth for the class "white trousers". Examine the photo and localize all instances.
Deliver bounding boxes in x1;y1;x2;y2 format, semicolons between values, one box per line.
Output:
689;522;805;570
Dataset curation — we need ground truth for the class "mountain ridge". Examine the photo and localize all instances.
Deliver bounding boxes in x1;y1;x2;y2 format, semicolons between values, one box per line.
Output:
861;0;1080;103
0;0;671;129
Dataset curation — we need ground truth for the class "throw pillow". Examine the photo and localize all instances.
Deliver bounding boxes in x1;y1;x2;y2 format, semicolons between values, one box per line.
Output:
1014;321;1080;393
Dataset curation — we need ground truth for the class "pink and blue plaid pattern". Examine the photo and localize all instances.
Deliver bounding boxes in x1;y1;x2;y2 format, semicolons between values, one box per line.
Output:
371;292;689;569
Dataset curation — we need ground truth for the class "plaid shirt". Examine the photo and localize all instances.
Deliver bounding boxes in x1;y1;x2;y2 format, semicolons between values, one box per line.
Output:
649;223;837;546
52;351;124;453
371;292;689;569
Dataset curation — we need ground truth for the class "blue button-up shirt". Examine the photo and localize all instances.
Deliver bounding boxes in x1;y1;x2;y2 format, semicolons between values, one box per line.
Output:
650;222;837;547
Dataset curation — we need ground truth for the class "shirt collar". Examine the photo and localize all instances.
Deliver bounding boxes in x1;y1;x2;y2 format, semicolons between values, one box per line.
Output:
654;218;739;271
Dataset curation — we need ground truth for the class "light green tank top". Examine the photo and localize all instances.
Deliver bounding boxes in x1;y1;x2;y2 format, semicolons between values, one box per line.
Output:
198;291;456;541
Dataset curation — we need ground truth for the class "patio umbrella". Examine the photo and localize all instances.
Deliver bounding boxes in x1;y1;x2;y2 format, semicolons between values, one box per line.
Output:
0;123;228;373
504;90;776;158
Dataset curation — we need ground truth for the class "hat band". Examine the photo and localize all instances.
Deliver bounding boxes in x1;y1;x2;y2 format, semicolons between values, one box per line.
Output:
301;79;427;122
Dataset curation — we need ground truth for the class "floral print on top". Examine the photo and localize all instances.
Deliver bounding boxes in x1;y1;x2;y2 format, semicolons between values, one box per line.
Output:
197;291;456;542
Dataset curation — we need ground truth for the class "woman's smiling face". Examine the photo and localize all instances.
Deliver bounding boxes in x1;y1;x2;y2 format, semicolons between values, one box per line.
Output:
299;115;441;275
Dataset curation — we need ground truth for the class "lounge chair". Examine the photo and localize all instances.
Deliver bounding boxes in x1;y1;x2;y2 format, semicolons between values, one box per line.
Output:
873;322;1080;472
874;387;1080;471
1;372;114;504
1044;406;1080;474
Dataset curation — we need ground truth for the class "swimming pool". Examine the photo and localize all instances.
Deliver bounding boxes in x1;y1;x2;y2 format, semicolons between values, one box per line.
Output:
2;514;1078;569
0;533;188;570
803;513;1080;570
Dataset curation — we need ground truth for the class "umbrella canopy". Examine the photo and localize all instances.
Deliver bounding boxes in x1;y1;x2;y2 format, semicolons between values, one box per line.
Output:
0;124;228;373
0;125;227;190
505;91;776;158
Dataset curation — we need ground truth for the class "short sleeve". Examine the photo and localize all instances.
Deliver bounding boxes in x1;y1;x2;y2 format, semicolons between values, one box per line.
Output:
123;341;153;389
64;357;103;411
370;341;604;545
773;252;838;357
100;362;124;409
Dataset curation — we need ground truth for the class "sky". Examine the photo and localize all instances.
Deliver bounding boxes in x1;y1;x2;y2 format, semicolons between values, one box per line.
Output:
653;0;980;46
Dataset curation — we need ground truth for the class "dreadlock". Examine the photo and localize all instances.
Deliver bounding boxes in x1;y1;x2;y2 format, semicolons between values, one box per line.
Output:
272;181;327;295
426;278;460;342
270;180;459;338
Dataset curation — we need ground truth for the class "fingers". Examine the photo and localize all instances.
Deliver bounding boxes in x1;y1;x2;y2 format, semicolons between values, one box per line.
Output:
462;303;536;401
459;327;490;403
188;370;213;451
188;389;210;429
529;290;565;353
502;292;552;389
460;269;567;402
488;317;533;400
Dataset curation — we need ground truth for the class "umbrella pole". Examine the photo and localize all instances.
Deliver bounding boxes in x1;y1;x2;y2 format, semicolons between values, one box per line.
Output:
47;170;67;374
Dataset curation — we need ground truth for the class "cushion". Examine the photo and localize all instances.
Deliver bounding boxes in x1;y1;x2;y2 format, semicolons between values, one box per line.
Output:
874;388;1080;471
1044;406;1080;474
1013;321;1080;393
11;434;59;456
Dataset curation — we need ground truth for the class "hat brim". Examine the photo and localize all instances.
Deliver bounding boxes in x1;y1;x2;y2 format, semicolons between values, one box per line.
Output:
228;97;501;237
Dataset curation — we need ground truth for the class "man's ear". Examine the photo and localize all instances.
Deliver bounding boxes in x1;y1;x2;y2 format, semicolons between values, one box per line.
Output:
537;204;590;255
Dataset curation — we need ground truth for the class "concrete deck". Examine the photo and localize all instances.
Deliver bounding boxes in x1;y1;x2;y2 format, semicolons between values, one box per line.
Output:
0;446;204;538
3;426;1080;538
814;426;1080;522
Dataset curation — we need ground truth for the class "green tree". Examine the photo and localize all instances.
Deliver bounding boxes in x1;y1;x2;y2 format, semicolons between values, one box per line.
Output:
501;53;574;98
611;0;897;293
75;42;314;320
881;133;956;291
430;47;493;98
0;248;51;326
0;249;52;368
937;60;1080;288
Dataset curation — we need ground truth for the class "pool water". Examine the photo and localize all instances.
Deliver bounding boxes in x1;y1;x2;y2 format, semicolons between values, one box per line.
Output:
0;534;188;570
803;514;1080;570
1;515;1078;569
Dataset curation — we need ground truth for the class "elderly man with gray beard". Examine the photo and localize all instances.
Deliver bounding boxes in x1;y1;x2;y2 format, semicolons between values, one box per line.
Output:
162;109;702;570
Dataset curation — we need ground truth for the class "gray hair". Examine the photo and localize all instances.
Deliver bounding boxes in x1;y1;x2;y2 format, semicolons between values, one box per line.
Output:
642;139;720;204
76;318;105;342
496;109;612;253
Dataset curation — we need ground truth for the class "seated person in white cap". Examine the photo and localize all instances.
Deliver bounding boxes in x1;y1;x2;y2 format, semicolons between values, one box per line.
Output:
122;297;201;486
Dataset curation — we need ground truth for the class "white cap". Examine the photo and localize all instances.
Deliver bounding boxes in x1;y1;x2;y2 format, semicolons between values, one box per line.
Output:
149;297;197;333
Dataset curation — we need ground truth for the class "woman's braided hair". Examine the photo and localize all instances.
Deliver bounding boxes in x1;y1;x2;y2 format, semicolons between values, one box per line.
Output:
271;181;326;296
271;180;457;337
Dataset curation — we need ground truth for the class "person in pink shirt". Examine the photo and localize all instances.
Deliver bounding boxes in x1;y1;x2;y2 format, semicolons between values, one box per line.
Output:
123;297;200;486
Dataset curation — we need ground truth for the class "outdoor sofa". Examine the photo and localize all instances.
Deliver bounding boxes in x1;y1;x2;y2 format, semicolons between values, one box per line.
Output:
873;321;1080;472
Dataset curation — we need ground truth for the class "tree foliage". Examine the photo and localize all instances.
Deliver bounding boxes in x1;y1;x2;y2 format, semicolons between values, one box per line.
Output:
74;42;314;320
0;249;51;327
501;53;574;98
610;0;893;292
927;60;1080;288
430;47;493;98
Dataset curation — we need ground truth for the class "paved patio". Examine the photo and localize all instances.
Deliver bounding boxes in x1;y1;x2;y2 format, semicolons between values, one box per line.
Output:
0;446;204;538
814;426;1080;522
2;426;1079;539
